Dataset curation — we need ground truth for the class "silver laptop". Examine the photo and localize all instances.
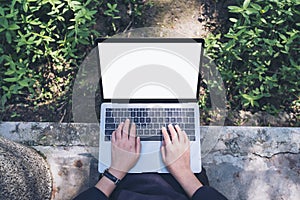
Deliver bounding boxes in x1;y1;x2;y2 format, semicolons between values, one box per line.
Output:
97;38;203;173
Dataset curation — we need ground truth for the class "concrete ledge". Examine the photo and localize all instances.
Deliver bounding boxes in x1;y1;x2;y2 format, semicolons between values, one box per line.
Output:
0;122;299;200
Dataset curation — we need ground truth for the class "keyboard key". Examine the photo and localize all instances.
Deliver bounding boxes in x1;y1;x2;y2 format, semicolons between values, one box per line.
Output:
139;135;162;141
131;112;135;117
115;118;120;123
144;130;150;135
105;124;115;129
188;136;196;141
105;136;111;141
105;130;113;135
186;112;194;117
121;117;126;122
105;118;114;123
146;118;151;123
185;130;195;135
185;124;195;129
137;129;143;135
154;123;159;129
106;112;112;117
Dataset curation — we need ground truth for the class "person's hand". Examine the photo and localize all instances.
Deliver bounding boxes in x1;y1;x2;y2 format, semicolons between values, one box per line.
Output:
161;124;191;176
110;119;141;178
161;124;203;197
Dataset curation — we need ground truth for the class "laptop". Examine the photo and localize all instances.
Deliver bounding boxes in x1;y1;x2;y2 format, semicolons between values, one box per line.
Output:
97;38;204;173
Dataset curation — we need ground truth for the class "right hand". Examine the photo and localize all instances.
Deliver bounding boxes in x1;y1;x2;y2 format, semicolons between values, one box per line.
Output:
160;124;191;176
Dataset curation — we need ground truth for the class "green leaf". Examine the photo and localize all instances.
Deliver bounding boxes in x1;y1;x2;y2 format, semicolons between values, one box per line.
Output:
5;13;15;18
246;8;258;15
243;0;251;9
3;77;19;82
228;6;244;13
5;31;12;44
260;18;267;24
78;38;90;45
19;80;29;87
1;18;9;29
229;18;238;23
4;69;15;75
2;86;9;91
251;3;262;11
8;24;20;30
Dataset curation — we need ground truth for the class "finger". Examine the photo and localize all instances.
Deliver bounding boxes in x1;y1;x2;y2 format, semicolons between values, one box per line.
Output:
129;122;136;140
162;127;171;145
160;145;166;162
111;131;116;143
136;137;141;154
168;124;178;143
116;122;124;140
182;130;189;143
122;118;130;138
174;124;182;141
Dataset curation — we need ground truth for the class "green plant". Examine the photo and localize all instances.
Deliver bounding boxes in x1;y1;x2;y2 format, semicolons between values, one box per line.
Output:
0;0;101;113
205;0;300;115
104;2;120;31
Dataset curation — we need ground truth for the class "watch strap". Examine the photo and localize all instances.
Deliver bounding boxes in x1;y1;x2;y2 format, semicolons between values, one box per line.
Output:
103;168;121;185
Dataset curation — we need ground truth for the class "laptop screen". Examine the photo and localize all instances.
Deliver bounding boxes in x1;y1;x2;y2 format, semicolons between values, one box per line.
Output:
97;38;203;100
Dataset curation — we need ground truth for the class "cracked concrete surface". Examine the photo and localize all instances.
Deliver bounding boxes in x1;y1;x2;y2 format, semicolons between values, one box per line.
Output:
0;122;299;200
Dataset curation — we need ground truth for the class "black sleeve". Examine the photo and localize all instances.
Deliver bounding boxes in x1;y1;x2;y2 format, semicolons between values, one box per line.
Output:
191;186;228;200
73;187;108;200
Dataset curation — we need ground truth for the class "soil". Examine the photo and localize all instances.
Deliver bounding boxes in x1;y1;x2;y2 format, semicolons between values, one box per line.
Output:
1;0;299;126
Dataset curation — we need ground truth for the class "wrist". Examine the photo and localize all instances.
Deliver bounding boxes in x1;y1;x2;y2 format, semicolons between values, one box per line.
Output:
108;167;127;180
172;168;194;181
173;169;203;198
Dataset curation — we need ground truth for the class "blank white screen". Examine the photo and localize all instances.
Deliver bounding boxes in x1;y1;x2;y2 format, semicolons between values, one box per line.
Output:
98;41;202;99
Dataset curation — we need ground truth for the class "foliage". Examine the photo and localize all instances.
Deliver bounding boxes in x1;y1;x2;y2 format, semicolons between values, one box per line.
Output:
0;0;149;120
0;0;101;115
205;0;300;115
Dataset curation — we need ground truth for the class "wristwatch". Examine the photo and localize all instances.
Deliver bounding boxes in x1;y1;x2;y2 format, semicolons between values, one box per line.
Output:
102;168;121;185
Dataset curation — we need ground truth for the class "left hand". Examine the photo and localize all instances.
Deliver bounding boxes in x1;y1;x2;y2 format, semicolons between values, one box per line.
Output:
110;119;141;176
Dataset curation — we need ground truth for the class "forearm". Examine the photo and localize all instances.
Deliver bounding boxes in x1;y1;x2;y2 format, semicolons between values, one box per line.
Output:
172;170;203;198
95;168;126;197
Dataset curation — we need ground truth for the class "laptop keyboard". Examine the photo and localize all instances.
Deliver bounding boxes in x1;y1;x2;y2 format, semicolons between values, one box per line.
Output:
104;107;196;141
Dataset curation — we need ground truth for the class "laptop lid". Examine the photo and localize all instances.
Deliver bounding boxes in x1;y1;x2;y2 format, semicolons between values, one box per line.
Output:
96;38;204;103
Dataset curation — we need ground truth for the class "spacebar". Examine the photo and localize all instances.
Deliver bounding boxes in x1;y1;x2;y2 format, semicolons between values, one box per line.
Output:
139;135;162;141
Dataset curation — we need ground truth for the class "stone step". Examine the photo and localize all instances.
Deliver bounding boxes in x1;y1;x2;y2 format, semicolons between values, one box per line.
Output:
0;122;299;200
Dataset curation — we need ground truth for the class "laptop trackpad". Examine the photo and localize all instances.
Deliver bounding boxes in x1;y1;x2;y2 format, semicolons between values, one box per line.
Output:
129;141;168;173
